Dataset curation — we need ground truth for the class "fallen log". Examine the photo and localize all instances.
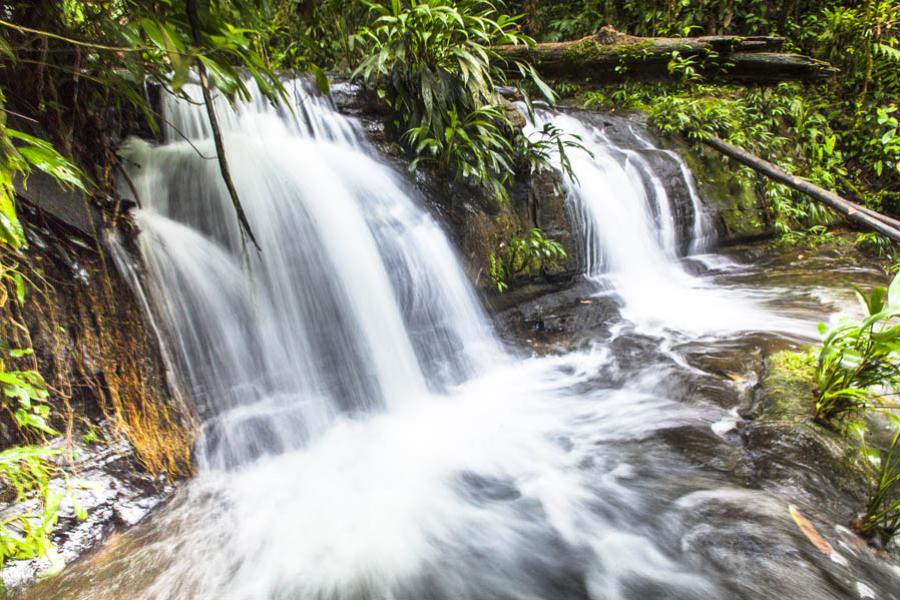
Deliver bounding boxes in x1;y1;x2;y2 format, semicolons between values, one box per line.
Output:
702;135;900;243
495;27;837;84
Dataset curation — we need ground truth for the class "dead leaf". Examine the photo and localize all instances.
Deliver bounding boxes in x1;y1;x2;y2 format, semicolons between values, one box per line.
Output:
789;504;833;556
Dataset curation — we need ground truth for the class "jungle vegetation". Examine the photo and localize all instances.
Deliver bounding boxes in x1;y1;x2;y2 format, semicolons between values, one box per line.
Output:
0;0;896;570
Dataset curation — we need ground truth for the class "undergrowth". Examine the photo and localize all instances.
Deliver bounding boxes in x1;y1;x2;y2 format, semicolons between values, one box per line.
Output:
808;273;900;547
488;228;568;292
353;0;585;204
582;81;898;245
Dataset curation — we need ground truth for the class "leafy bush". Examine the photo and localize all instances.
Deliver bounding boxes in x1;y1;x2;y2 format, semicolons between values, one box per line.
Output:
0;445;64;568
814;272;900;421
488;228;568;293
354;0;564;202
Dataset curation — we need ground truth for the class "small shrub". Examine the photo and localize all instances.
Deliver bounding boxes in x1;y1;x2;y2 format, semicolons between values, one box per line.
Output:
814;272;900;421
0;445;64;568
488;228;567;293
855;416;900;548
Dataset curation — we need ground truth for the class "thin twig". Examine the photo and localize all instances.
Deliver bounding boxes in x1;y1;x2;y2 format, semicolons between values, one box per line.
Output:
0;18;145;53
115;160;143;210
186;0;260;253
0;108;39;123
150;108;217;160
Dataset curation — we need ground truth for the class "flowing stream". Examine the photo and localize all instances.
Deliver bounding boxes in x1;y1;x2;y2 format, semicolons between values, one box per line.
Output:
25;86;900;599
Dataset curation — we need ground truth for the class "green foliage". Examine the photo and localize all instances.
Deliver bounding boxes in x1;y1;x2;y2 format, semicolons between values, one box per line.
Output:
0;300;69;570
814;273;900;421
514;0;900;241
517;122;589;185
0;92;85;250
0;1;291;185
0;445;64;569
666;51;703;83
856;415;900;547
354;0;563;202
488;228;567;293
584;82;854;237
407;105;516;202
873;105;900;178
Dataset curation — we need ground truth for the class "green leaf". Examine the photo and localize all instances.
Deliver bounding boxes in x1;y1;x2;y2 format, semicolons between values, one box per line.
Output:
310;65;330;96
13;272;25;305
0;36;14;61
888;272;900;311
7;130;86;192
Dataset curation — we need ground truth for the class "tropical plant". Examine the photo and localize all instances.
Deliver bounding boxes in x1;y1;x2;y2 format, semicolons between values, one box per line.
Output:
814;272;900;422
488;228;568;292
517;121;589;185
855;415;900;547
353;0;559;202
0;445;64;568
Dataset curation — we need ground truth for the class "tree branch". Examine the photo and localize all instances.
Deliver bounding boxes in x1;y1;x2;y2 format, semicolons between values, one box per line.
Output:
186;0;260;252
703;135;900;243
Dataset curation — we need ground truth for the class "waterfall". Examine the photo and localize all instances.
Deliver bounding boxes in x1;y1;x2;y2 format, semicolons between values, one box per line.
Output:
120;79;500;470
32;83;897;600
525;110;790;334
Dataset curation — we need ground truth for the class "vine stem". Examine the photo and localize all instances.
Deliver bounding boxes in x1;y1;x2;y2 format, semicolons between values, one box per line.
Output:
0;18;144;53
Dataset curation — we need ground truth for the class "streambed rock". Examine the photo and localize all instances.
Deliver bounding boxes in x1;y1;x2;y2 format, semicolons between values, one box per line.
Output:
0;439;171;594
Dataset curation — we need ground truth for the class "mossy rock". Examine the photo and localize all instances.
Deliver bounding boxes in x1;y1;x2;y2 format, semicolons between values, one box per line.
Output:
677;139;773;242
742;350;870;519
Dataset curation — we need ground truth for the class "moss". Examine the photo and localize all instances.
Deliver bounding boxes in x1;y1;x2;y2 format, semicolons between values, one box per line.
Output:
762;349;817;421
757;349;869;478
739;350;872;526
561;39;652;63
678;140;773;241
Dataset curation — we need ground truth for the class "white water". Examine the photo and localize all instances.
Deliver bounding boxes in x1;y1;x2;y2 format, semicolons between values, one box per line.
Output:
525;111;804;336
53;86;897;600
122;79;499;469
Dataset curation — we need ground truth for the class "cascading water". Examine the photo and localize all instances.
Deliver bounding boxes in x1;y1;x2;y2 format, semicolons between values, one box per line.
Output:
27;87;900;599
121;79;499;469
525;110;801;335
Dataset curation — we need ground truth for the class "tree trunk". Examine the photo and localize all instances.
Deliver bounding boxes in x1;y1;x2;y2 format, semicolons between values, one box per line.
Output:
494;27;837;84
703;136;900;243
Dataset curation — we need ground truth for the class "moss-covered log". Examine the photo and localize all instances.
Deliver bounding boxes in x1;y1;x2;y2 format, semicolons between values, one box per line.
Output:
703;136;900;243
494;27;837;84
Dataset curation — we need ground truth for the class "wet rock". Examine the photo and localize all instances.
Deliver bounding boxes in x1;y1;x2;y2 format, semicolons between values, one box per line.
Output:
737;350;870;523
0;439;173;594
654;425;742;474
492;280;619;349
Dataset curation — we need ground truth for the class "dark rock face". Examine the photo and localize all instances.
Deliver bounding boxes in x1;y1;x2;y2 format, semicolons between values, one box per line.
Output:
491;279;618;350
677;138;774;243
331;82;581;293
0;205;193;593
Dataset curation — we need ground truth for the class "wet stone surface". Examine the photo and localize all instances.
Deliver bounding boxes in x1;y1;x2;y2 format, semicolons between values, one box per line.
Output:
1;439;171;593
